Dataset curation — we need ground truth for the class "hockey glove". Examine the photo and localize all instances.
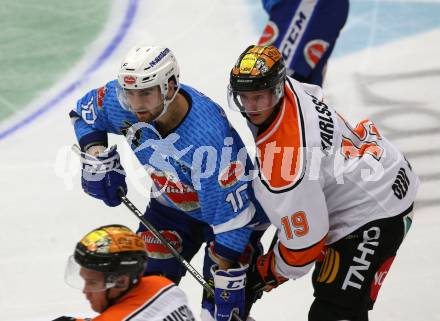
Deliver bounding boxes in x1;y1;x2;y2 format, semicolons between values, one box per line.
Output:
254;249;288;292
73;144;127;207
211;263;248;321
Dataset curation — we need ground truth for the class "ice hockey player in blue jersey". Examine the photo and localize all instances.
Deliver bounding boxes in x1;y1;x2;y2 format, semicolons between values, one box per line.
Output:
69;45;268;321
258;0;349;86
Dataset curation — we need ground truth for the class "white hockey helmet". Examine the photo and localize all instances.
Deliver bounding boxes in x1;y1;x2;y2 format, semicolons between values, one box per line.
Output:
116;45;180;120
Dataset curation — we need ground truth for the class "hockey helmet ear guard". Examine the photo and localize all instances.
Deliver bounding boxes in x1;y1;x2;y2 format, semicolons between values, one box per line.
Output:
116;45;180;120
227;45;286;114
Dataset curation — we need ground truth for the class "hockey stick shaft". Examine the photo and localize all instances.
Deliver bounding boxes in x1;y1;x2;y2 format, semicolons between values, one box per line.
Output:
118;190;212;293
118;190;244;321
268;232;278;251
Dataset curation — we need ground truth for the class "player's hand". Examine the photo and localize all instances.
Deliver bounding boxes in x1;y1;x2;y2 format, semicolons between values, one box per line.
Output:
211;263;248;321
253;249;288;292
73;144;127;207
51;317;76;321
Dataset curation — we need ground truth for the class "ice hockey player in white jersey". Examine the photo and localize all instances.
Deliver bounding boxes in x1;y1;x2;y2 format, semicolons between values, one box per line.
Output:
227;45;419;321
53;224;196;321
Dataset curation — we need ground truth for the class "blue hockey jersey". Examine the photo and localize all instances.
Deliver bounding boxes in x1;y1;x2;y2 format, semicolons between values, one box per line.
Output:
70;80;266;258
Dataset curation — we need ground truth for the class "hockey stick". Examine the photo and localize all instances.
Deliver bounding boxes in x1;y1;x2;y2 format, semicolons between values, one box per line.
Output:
268;232;278;252
118;189;244;321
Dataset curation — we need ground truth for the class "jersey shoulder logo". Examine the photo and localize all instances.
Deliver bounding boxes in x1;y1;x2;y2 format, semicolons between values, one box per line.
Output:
80;96;97;125
96;86;107;109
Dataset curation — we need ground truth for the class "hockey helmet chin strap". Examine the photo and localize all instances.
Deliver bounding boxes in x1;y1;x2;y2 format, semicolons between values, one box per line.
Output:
149;82;180;122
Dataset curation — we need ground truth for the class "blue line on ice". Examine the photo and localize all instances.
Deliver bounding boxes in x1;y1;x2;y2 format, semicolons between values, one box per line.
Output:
0;0;139;141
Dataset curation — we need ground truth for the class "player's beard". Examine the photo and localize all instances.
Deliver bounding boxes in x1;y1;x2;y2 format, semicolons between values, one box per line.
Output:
135;103;165;123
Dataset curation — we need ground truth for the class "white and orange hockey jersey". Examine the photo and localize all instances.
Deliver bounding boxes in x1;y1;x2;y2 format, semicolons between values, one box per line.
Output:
251;77;419;280
75;276;195;321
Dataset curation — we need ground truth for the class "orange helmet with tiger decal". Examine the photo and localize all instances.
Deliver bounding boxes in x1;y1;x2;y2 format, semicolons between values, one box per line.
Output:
229;45;286;92
228;45;286;115
65;224;148;292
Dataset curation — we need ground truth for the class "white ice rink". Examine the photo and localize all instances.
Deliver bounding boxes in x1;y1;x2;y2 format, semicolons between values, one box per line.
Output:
0;1;439;320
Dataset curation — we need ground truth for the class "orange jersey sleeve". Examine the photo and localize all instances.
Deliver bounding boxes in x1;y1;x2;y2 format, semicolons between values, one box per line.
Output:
90;276;195;321
277;236;326;267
